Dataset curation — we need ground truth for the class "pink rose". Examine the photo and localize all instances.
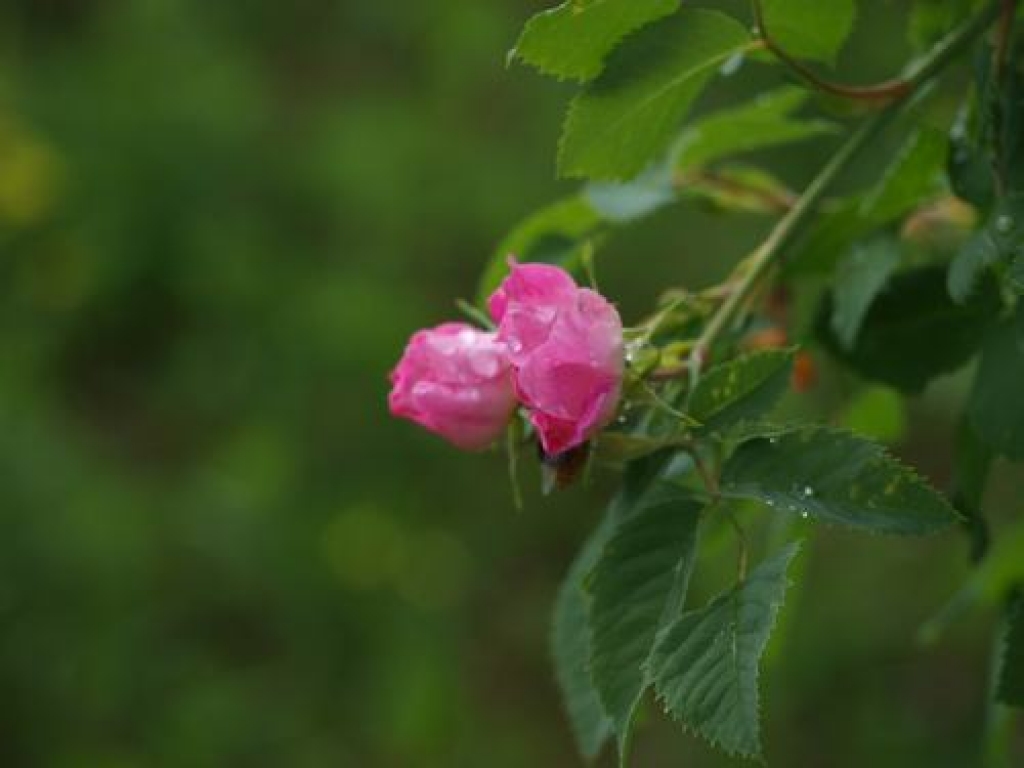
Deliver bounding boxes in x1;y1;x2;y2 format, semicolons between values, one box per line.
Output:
489;260;624;456
389;322;517;450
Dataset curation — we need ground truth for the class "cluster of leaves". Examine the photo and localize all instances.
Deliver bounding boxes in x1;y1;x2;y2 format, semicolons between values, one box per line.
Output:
553;350;961;763
486;0;1024;764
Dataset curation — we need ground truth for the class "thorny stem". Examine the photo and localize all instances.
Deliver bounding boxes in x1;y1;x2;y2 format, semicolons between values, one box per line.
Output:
750;0;1002;107
751;0;908;106
689;4;1003;379
689;112;890;377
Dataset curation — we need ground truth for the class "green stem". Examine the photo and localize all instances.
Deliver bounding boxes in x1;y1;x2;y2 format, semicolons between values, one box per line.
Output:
691;4;1001;376
690;111;890;375
686;445;720;499
506;419;524;511
902;1;1003;85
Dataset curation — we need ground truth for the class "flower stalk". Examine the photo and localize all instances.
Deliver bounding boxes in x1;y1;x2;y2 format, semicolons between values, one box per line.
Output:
691;3;1005;378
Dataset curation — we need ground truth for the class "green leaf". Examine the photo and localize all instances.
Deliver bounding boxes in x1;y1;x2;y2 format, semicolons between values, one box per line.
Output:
789;127;947;276
584;87;825;221
998;597;1024;707
760;0;856;66
718;418;811;444
477;195;603;304
817;265;1000;393
686;349;795;435
860;127;947;223
582;161;796;226
948;55;998;211
949;228;1006;304
585;163;676;223
648;543;799;757
785;200;864;277
558;10;751;180
721;426;961;534
550;455;684;761
968;305;1024;460
673;86;836;172
952;44;1024;209
551;515;616;760
949;194;1024;303
948;134;996;211
512;0;679;83
588;482;702;757
829;236;901;350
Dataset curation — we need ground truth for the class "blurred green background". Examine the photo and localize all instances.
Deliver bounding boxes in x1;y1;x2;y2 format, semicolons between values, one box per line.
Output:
0;0;1020;766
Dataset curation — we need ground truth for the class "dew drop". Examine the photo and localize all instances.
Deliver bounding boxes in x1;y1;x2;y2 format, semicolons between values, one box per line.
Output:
768;437;778;445
802;486;815;498
624;339;644;366
996;215;1014;235
799;510;809;519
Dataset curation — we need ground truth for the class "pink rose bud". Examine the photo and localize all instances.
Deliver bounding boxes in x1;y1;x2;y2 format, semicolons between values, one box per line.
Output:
489;260;624;456
389;322;517;451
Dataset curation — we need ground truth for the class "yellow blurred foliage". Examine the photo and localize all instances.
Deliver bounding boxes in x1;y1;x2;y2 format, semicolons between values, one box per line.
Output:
0;117;62;227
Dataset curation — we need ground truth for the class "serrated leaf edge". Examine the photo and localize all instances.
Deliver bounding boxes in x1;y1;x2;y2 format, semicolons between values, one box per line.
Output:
556;13;752;180
512;0;681;84
646;542;801;760
724;425;964;536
